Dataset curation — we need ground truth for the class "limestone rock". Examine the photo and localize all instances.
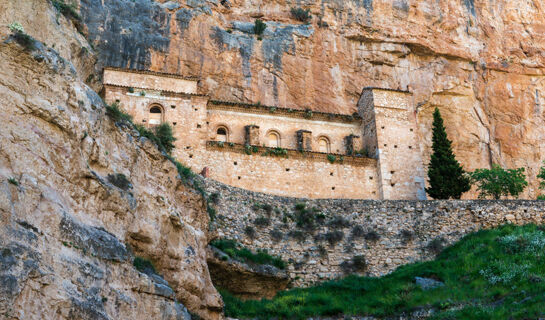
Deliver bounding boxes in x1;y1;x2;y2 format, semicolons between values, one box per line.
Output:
0;20;221;320
415;277;445;290
72;0;545;198
207;246;289;300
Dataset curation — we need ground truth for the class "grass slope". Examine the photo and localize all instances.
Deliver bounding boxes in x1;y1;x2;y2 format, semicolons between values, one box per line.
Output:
221;224;545;319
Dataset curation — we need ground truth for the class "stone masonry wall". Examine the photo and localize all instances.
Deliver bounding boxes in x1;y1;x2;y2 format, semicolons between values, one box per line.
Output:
206;179;545;286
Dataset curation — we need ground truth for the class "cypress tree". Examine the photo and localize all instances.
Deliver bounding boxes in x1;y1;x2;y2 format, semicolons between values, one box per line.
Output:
426;108;471;199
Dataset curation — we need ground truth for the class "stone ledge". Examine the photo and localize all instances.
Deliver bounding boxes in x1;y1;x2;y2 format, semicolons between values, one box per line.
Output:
206;141;377;166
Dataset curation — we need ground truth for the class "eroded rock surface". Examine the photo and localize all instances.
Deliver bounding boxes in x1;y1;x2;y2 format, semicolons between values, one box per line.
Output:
0;18;221;320
207;246;289;300
77;0;545;197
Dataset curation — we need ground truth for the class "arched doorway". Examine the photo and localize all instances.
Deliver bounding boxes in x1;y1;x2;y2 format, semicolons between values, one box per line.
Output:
149;105;163;126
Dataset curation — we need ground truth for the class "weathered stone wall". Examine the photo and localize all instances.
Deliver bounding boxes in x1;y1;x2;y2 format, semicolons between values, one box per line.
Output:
206;179;545;286
359;88;427;200
105;75;381;199
103;68;198;94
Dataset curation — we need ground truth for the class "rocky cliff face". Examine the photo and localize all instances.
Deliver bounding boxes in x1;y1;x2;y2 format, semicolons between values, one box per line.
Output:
0;2;222;318
77;0;545;197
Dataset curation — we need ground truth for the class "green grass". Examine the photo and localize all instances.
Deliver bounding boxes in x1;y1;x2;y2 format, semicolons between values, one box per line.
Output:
211;239;286;270
221;224;545;319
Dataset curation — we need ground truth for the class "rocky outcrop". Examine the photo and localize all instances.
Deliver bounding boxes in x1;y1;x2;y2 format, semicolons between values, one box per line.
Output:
207;246;289;300
75;0;545;198
0;12;221;320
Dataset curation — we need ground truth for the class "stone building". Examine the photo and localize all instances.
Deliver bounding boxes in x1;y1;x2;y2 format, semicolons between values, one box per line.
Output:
103;67;426;200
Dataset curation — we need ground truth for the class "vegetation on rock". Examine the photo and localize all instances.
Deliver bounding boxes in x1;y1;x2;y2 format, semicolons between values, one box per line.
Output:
470;164;528;199
253;19;266;37
290;7;312;23
426;108;471;199
221;224;545;319
537;161;545;200
210;239;286;270
8;22;36;51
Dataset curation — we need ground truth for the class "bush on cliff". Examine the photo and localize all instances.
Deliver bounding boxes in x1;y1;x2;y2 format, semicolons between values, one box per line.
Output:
210;239;286;270
426;108;471;199
290;7;312;23
470;164;528;199
221;224;545;319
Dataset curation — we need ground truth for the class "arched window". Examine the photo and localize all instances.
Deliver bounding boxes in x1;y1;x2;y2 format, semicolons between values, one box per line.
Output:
318;136;330;153
216;126;228;142
149;105;163;126
267;131;281;148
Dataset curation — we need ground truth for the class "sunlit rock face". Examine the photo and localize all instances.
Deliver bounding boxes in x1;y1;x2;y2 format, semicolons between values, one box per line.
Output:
0;1;222;318
79;0;545;198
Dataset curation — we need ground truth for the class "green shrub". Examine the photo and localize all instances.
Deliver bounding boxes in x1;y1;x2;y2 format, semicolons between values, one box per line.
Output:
140;91;146;96
295;203;306;211
107;173;132;190
427;236;446;254
288;230;306;242
8;22;36;51
254;216;271;228
105;102;132;123
537;161;545;199
7;177;19;186
328;216;350;229
153;123;176;154
400;229;415;243
51;0;81;21
470;164;528;199
244;226;256;239
364;230;380;242
207;206;217;221
133;257;156;274
253;19;267;36
351;225;365;238
290;7;312;23
327;154;336;163
209;192;220;205
210;239;286;269
270;229;283;242
325;230;344;246
128;87;135;93
262;204;274;215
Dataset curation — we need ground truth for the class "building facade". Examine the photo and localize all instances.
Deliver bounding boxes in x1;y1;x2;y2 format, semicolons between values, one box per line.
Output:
102;68;426;200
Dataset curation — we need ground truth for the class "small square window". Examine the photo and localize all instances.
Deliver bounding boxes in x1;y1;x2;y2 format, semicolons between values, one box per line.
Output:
331;187;335;190
384;144;387;147
409;146;412;149
234;162;238;165
142;119;146;123
189;154;193;158
394;145;398;148
173;122;177;126
197;124;202;128
171;105;176;109
286;168;290;172
330;172;333;176
410;128;413;132
238;176;241;180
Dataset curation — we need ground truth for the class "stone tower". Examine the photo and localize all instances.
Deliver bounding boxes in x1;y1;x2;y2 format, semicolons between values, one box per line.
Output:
358;88;427;200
